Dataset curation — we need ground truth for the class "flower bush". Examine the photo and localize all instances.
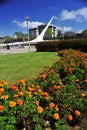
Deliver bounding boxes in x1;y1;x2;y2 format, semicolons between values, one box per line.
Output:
0;49;87;130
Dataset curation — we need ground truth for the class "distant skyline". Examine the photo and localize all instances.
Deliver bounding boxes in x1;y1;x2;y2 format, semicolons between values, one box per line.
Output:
0;0;87;37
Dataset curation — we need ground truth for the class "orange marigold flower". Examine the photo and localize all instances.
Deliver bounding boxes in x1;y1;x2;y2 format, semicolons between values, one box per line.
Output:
40;73;47;79
41;91;49;97
28;86;35;91
36;85;40;89
1;95;9;99
9;101;16;108
77;85;81;89
0;83;3;87
35;101;39;105
51;80;54;84
19;79;25;86
84;79;87;83
67;115;73;121
80;93;85;97
37;106;43;113
4;81;8;86
49;102;55;108
44;92;49;97
0;88;4;94
45;96;49;101
18;91;24;96
17;99;23;105
0;105;4;111
74;110;80;116
26;91;32;97
75;79;79;82
10;84;18;91
41;91;45;96
59;81;63;85
55;105;59;111
50;69;55;73
14;94;19;98
38;89;42;93
56;74;60;77
53;85;61;89
53;113;59;120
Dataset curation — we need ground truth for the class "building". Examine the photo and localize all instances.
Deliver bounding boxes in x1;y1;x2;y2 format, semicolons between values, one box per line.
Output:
29;24;56;40
57;30;62;36
0;37;5;44
29;28;39;40
64;31;75;37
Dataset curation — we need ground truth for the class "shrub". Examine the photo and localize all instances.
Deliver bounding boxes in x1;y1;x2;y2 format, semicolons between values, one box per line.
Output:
0;49;87;129
35;39;87;52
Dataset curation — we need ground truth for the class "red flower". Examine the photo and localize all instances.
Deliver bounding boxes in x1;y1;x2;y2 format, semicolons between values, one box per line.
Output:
17;99;23;105
84;80;87;83
0;105;4;111
10;84;18;91
74;110;80;116
67;115;73;121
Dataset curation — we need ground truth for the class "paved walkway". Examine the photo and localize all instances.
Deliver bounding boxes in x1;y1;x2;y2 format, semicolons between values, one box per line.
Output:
0;46;36;55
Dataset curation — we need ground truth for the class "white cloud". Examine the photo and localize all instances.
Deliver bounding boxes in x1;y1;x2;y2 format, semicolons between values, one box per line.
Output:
12;20;44;29
63;26;73;32
77;29;83;33
57;26;73;32
59;7;87;22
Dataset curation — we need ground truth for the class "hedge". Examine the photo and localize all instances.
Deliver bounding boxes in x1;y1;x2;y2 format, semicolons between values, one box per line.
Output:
35;38;87;52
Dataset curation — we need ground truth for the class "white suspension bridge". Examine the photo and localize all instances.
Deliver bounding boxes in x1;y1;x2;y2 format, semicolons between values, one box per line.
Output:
0;16;54;48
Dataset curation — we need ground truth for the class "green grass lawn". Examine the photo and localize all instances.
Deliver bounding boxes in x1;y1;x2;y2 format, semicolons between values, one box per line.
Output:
0;52;59;83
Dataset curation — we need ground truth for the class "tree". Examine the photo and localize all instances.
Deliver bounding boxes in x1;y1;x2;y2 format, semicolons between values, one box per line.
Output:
4;35;13;43
14;32;29;42
44;28;55;40
14;32;24;41
82;29;87;36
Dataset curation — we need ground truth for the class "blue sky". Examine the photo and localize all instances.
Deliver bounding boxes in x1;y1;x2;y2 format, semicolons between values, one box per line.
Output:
0;0;87;37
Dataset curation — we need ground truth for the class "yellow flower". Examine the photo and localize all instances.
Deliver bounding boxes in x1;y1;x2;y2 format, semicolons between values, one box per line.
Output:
0;88;4;94
18;91;24;96
1;95;9;99
26;91;32;97
19;79;25;86
0;83;3;87
80;93;85;97
14;94;19;98
38;89;42;93
4;81;8;86
9;101;16;108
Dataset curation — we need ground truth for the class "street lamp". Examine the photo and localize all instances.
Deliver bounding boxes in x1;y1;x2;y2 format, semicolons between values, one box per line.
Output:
25;16;30;52
61;23;64;40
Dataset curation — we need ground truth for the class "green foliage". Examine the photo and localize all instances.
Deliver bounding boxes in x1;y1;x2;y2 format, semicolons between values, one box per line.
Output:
35;38;87;52
14;32;28;42
0;49;87;129
4;35;13;43
55;119;67;130
82;29;87;36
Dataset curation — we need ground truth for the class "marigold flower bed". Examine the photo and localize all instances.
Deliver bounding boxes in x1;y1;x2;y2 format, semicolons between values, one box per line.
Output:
0;49;87;130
